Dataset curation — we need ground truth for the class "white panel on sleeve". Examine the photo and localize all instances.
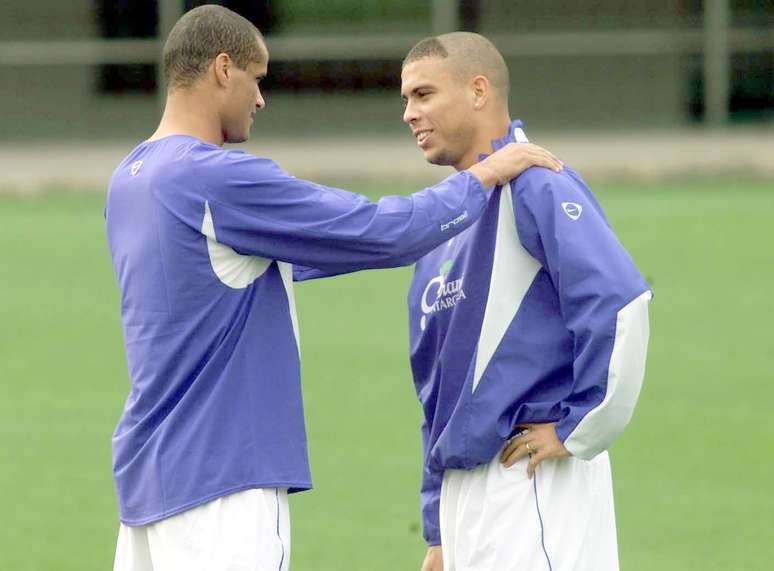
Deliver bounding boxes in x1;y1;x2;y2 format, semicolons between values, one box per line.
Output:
278;262;301;354
564;290;653;459
201;200;272;289
472;184;541;392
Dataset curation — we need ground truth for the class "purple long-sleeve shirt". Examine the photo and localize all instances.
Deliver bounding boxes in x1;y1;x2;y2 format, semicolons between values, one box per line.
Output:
105;134;488;525
407;121;652;544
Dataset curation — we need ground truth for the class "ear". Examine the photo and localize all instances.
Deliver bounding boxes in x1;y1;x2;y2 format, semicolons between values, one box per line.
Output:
213;52;232;88
470;75;491;110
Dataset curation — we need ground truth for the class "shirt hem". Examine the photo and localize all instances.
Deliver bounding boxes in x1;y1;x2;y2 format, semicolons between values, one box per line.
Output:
119;481;313;527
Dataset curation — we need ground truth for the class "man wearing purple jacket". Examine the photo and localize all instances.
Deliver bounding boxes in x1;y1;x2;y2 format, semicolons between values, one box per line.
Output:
105;6;562;571
401;33;652;571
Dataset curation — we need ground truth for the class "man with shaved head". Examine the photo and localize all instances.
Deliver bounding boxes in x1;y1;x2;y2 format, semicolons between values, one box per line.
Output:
105;8;563;570
401;32;652;570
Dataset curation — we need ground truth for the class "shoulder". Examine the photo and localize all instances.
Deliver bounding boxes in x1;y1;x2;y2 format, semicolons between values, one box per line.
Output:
182;144;293;196
510;166;603;219
510;166;587;203
185;142;281;175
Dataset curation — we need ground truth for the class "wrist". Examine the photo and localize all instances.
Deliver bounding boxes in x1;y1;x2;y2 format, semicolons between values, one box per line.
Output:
467;161;499;188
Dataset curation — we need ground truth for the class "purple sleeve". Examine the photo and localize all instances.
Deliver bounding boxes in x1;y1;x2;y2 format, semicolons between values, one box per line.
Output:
292;265;347;282
513;168;651;457
419;416;443;545
186;146;487;273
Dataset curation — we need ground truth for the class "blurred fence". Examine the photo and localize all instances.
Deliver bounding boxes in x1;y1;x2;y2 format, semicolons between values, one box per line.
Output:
1;1;773;141
2;128;773;193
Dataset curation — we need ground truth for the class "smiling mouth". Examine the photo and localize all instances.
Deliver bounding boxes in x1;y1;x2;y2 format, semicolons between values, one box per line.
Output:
415;130;432;147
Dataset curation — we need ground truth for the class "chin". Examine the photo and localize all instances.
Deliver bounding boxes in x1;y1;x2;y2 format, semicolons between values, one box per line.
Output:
225;132;249;144
425;148;456;167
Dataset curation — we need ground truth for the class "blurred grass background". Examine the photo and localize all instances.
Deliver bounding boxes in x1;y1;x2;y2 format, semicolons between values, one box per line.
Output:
1;180;772;570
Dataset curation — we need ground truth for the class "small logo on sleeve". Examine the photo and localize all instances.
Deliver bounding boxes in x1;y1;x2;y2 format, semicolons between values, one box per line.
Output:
441;210;468;231
130;160;143;177
561;202;582;221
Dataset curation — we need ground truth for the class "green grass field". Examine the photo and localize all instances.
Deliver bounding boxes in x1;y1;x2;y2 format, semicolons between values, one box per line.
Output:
1;180;772;570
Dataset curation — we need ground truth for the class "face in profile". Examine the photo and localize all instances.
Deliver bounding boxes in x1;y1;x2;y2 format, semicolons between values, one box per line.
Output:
221;41;268;144
401;57;477;170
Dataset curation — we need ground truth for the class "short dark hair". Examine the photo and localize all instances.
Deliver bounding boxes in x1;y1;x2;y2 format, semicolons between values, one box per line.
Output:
403;37;449;67
163;5;265;90
403;32;510;99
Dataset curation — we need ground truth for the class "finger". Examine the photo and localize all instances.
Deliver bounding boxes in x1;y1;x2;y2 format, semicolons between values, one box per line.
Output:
502;448;523;468
500;440;518;462
535;154;562;173
500;432;530;461
525;149;562;173
535;150;563;172
503;146;560;176
502;444;530;467
528;144;563;166
500;437;521;463
540;148;564;167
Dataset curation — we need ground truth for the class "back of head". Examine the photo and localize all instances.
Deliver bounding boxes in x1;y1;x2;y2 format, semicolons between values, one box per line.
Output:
403;31;510;102
163;5;265;90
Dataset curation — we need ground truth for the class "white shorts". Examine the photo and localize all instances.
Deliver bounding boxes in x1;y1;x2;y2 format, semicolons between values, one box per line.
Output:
113;488;290;571
440;450;618;571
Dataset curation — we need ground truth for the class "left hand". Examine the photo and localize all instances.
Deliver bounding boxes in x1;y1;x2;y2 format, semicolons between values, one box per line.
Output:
500;422;570;478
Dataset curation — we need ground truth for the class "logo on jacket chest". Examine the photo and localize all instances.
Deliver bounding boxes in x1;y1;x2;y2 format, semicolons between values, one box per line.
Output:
419;258;467;331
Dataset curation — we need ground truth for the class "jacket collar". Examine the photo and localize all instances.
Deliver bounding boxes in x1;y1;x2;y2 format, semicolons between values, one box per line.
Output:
478;119;528;161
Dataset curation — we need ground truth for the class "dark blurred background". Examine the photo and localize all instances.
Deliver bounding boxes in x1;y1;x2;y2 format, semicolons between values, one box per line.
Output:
1;0;772;142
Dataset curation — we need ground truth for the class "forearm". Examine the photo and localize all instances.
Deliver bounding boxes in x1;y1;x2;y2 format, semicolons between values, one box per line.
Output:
558;290;652;459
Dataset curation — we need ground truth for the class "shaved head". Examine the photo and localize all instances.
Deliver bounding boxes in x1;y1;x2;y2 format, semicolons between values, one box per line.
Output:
403;32;510;100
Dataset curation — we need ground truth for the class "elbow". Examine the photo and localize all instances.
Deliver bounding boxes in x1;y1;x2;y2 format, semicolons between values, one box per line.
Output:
563;406;635;460
362;238;423;269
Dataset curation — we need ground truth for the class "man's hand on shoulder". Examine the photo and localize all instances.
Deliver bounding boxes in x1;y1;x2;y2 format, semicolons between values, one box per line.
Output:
468;142;563;188
500;422;570;478
420;545;443;571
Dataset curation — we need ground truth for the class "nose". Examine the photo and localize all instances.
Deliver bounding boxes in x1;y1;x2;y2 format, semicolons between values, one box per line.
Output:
403;100;418;125
256;89;265;110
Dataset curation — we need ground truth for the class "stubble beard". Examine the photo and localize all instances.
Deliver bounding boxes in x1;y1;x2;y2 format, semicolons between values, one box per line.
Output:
224;124;249;145
425;122;474;170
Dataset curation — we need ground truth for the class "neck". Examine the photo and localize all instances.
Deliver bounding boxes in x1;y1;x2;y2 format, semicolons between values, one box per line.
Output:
149;87;224;146
453;110;512;171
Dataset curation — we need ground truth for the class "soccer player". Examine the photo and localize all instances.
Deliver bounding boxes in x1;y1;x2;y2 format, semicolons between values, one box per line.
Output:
105;7;562;571
400;33;652;571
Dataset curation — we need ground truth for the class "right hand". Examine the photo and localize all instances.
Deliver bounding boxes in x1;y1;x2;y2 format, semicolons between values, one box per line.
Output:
420;545;444;571
468;142;563;188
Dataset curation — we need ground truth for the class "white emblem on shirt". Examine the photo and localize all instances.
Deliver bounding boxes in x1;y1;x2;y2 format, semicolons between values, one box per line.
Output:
561;202;583;221
130;160;143;176
419;258;466;331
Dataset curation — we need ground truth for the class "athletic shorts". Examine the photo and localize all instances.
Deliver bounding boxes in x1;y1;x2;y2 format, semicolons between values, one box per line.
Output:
440;449;618;571
113;488;290;571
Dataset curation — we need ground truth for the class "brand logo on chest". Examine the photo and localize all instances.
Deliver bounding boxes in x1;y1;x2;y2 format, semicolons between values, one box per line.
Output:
419;258;467;331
